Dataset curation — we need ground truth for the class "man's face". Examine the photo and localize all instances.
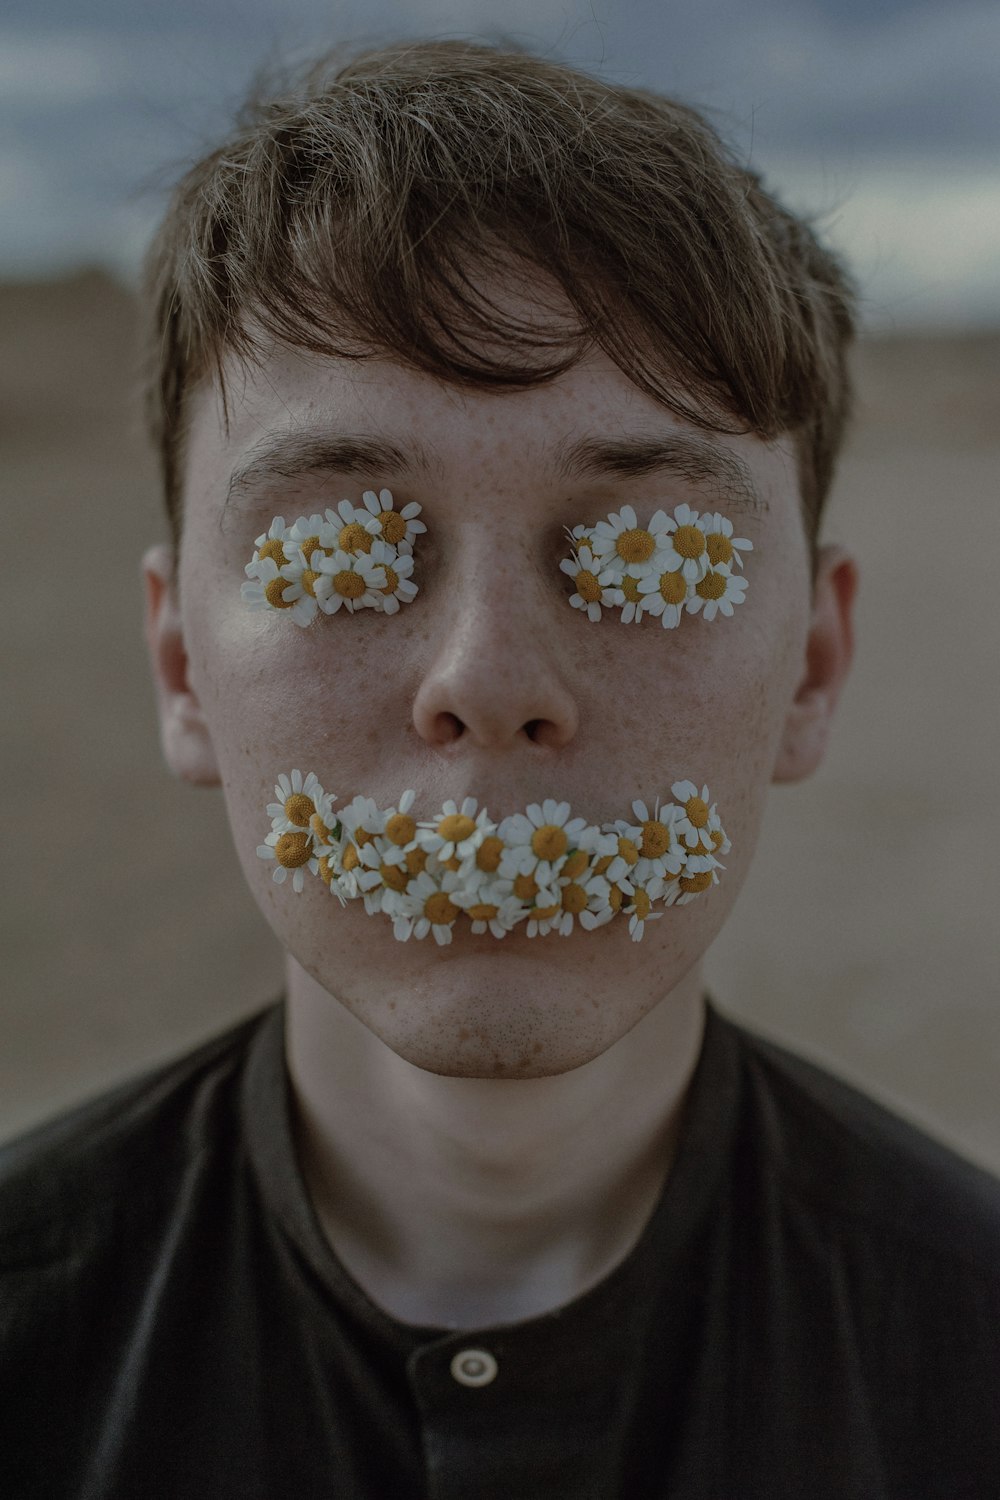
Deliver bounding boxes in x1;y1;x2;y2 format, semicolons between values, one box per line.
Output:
169;318;820;1079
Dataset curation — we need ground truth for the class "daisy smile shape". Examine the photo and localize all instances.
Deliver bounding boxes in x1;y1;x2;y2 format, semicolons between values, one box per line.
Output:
257;774;731;943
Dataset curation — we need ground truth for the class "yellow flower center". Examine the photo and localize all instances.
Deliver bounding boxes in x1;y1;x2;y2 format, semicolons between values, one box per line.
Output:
275;832;312;869
424;892;459;926
284;793;315;827
317;856;334;886
616;528;656;564
380;862;409;892
405;847;428;876
264;577;294;609
531;825;568;862
468;902;499;922
561;882;587;914
301;569;321;598
477;836;504;873
438;813;476;844
575;569;602;603
355;827;376;848
680;870;713;894
640;821;671;858
333;569;366;599
711;828;726;850
673;524;705;560
562;848;590;880
617;836;639;866
513;873;539;903
658;571;687;605
608;885;623;912
298;536;323;562
338;522;372;554
385;812;416;846
532;904;560;921
706;533;734;565
309;812;330;840
685;796;709;828
442;855;462;872
258;538;287;565
696;572;727;601
381;566;399;596
341;843;360;872
632;888;651;920
592;854;613;875
620;574;642;604
380;511;407;544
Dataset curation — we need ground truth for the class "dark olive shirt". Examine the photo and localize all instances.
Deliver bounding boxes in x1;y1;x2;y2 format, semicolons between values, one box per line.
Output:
2;999;998;1499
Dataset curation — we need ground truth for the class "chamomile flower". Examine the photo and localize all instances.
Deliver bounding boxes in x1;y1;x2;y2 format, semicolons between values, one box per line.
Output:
273;557;326;626
616;572;649;624
700;512;753;571
256;827;318;893
393;870;466;944
313;550;387;614
250;517;291;568
285;514;339;561
368;539;418;614
320;499;377;557
655;503;709;583
636;567;690;629
625;884;665;942
266;770;327;833
629;797;684;877
670;781;718;850
675;864;721;905
590;505;675;576
498;800;589;889
359;488;427;550
241;557;300;615
377;789;420;865
454;885;526;938
686;567;748;621
559;546;623;622
417;799;495;863
564;523;599;557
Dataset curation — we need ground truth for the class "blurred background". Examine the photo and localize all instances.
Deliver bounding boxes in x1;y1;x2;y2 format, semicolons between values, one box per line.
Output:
2;0;998;1166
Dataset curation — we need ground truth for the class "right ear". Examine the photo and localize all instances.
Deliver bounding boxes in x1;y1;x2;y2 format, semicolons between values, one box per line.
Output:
141;544;221;786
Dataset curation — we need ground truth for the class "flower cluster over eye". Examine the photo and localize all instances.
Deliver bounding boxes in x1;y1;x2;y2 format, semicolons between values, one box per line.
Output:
257;772;731;943
560;504;752;627
241;488;426;626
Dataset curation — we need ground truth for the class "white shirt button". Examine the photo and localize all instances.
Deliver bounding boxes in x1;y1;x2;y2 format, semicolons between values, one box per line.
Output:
450;1348;498;1387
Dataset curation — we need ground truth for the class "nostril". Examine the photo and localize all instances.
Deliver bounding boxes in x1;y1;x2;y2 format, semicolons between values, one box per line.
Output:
524;719;543;742
438;712;465;743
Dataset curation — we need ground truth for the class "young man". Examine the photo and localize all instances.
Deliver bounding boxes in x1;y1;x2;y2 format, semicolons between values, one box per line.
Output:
2;39;997;1499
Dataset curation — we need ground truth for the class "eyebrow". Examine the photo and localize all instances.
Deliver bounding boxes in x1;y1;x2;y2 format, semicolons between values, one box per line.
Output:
222;425;768;519
222;432;433;518
553;432;768;514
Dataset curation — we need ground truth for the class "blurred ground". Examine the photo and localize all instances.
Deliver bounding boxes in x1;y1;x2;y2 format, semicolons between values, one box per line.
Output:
1;271;998;1169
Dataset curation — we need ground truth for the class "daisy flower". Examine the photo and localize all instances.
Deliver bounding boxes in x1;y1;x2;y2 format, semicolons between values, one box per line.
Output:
249;517;291;569
359;488;427;550
686;567;748;621
564;523;599;557
629;796;686;878
670;780;719;850
368;539;418;614
313;550;387;614
498;800;589;889
454;884;526;938
241;557;301;616
700;512;754;571
285;513;339;563
417;799;496;863
589;505;675;577
320;499;377;558
636;567;690;630
393;870;466;945
266;770;327;834
655;503;710;583
271;554;327;627
675;864;721;905
577;872;633;930
617;572;649;625
560;546;623;622
624;883;664;943
256;827;318;893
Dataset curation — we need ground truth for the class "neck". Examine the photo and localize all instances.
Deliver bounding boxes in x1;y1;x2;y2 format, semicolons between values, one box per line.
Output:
286;959;706;1330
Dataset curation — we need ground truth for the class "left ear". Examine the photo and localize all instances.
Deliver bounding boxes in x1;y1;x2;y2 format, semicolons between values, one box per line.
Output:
772;544;859;784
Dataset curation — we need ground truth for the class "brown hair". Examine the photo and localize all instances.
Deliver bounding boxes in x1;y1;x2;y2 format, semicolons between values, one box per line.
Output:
142;38;856;577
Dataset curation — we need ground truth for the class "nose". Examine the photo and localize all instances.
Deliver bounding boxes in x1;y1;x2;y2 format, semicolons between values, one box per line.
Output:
411;551;579;754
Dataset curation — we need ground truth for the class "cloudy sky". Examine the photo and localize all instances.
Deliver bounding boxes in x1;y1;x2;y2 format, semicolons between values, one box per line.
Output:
2;0;997;327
